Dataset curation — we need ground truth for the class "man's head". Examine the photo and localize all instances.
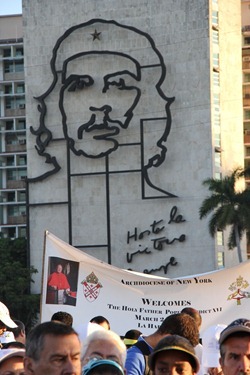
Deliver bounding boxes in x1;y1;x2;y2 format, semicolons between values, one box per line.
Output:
157;313;200;347
24;321;81;375
181;308;202;331
123;329;142;349
149;335;199;375
90;316;110;330
81;329;127;369
9;320;26;345
51;311;73;327
219;318;250;375
56;264;63;273
0;348;25;375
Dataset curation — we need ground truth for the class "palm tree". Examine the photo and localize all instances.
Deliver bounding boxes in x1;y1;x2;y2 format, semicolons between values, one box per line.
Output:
199;167;250;263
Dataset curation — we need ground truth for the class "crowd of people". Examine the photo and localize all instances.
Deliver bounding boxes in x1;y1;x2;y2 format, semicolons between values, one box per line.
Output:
0;301;249;375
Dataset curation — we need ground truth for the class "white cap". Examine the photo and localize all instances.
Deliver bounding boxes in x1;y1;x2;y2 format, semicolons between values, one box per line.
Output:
75;322;105;344
0;331;15;344
0;349;25;364
0;302;17;329
202;324;227;368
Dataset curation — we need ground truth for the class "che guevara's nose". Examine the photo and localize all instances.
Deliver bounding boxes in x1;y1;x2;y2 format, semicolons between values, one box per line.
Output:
89;105;112;118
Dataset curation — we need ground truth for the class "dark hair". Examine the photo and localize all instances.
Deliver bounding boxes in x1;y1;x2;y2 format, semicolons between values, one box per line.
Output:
124;329;142;340
157;313;199;347
124;329;142;348
26;321;79;360
90;316;110;330
2;341;26;349
9;320;26;338
51;311;73;327
181;307;202;328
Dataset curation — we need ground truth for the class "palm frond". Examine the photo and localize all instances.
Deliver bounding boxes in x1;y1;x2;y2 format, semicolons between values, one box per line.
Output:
199;167;250;262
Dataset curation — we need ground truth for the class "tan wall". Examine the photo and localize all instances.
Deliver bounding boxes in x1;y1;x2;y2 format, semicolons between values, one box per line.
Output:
0;15;23;40
242;1;250;27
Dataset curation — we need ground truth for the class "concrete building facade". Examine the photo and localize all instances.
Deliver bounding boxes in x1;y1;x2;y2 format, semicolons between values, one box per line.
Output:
0;15;27;240
22;0;244;293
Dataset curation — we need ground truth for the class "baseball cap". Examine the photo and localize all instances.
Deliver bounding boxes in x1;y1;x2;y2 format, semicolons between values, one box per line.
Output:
123;329;142;347
219;318;250;345
0;302;17;329
148;335;200;373
0;348;25;364
0;331;15;344
202;324;227;368
83;359;124;375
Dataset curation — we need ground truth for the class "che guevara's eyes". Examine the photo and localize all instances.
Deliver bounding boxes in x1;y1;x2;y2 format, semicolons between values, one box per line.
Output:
103;78;126;93
67;76;94;92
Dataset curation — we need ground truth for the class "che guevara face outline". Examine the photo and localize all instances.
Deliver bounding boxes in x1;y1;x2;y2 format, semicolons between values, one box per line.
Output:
58;51;142;158
31;19;175;194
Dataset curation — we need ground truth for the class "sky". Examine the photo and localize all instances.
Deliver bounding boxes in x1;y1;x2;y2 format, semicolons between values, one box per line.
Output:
0;0;22;15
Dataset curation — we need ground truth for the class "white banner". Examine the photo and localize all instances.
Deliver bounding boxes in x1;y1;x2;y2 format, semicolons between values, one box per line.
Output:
41;231;250;336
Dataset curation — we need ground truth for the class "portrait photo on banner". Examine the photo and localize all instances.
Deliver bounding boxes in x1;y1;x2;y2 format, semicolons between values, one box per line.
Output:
46;256;79;306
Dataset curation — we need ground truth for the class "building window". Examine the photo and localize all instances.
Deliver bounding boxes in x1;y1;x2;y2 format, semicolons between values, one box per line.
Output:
3;48;11;57
18;156;26;166
16;98;25;108
243;56;250;70
15;47;23;57
19;169;26;179
212;30;219;44
6;156;14;166
213;53;219;68
19;206;26;216
243;85;250;98
4;85;12;94
19;192;26;201
4;61;13;73
8;228;16;238
19;227;26;238
246;146;250;157
213;93;220;105
15;60;24;72
4;60;24;73
16;84;25;94
217;251;224;268
214;132;221;147
245;109;250;120
244;73;250;83
244;37;250;47
16;120;26;130
6;120;14;130
8;206;18;216
6;134;18;145
7;170;17;181
213;71;220;86
217;230;224;246
215;152;221;167
5;97;15;109
7;192;15;202
212;10;218;25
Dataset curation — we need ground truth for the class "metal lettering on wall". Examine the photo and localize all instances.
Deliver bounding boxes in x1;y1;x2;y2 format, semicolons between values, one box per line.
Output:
28;19;178;272
126;206;186;274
